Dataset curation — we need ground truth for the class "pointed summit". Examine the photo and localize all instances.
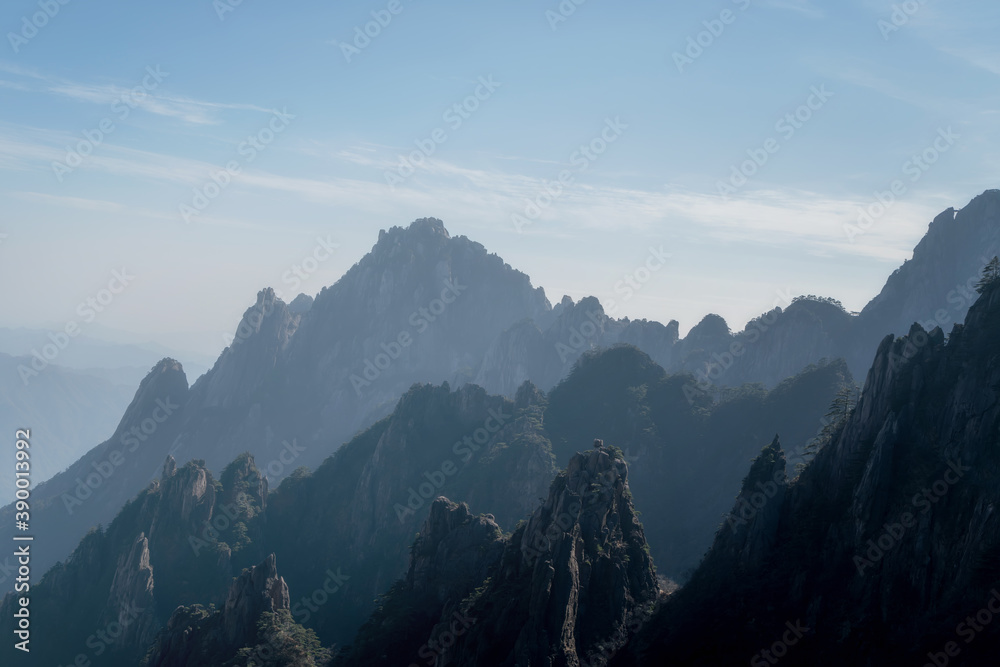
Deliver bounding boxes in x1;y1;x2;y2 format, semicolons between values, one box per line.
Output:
407;216;450;238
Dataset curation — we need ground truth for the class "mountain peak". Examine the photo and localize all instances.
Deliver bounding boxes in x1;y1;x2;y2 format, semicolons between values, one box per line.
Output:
688;312;730;338
112;358;189;442
407;217;450;238
287;292;313;314
151;357;184;374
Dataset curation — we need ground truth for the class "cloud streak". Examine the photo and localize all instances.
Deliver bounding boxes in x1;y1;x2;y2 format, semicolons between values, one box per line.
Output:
0;62;271;125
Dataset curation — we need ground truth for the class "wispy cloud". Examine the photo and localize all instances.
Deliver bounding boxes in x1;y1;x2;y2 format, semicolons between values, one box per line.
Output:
0;122;957;264
939;46;1000;77
826;62;984;118
0;61;271;125
13;192;126;212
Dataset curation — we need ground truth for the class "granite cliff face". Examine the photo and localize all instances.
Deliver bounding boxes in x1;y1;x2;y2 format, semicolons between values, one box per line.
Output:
440;448;659;667
859;190;1000;343
177;216;554;477
705;190;1000;388
620;280;1000;665
8;194;999;597
0;453;266;666
0;343;851;663
196;287;301;412
404;498;506;605
338;498;507;666
263;381;559;647
704;436;788;573
142;555;323;667
104;534;159;656
340;448;661;667
542;344;850;579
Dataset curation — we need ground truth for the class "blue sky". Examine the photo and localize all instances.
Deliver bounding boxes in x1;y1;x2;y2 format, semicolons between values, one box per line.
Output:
1;0;998;358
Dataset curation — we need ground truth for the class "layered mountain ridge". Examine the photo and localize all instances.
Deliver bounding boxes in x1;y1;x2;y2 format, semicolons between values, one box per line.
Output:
4;190;999;605
618;267;1000;665
0;344;849;664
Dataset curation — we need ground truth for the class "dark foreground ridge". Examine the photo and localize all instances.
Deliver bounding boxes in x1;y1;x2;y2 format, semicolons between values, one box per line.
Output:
615;274;1000;665
338;447;662;666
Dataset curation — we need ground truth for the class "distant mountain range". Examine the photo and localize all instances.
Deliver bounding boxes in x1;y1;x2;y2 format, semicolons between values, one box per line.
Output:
0;352;135;502
617;257;1000;666
0;326;214;384
4;191;999;601
3;189;1000;664
0;328;215;500
7;268;1000;664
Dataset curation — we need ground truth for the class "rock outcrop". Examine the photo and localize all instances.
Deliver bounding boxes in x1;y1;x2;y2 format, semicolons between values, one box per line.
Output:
339;447;660;667
0;454;267;666
445;448;660;666
220;554;290;647
338;498;506;666
405;498;506;604
264;381;559;647
706;436;788;573
619;279;1000;665
143;554;303;667
102;533;159;658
